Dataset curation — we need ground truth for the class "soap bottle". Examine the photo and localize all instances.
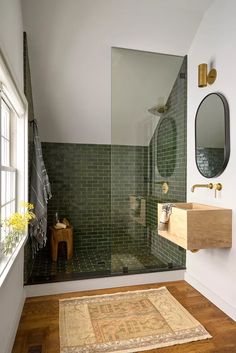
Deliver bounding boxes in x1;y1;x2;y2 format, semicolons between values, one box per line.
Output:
54;212;59;225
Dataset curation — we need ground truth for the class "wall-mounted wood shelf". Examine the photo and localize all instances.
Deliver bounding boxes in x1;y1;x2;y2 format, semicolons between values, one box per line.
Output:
157;203;232;251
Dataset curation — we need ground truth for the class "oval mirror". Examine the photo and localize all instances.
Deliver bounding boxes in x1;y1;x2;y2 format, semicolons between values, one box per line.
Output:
157;117;177;177
195;92;230;178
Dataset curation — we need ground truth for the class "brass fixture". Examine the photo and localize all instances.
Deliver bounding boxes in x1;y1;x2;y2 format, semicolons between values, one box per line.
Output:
154;181;169;194
162;182;169;194
213;183;222;198
191;183;213;192
213;183;222;191
198;63;217;87
148;104;169;116
191;249;200;253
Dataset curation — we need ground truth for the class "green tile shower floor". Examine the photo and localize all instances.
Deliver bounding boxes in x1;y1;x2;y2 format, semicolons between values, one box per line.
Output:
26;243;179;285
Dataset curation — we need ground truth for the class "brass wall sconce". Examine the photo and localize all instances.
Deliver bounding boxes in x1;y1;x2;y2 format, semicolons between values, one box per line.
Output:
198;63;217;87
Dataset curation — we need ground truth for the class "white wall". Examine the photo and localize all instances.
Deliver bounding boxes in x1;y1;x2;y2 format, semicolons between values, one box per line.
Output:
112;48;183;146
0;249;25;353
0;0;23;90
22;0;213;144
0;1;25;352
186;0;236;320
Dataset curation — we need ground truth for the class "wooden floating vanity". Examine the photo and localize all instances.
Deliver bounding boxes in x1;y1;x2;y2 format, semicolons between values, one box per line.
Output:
157;203;232;251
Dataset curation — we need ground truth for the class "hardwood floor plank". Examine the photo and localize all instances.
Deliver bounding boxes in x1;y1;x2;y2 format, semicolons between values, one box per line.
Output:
12;280;236;353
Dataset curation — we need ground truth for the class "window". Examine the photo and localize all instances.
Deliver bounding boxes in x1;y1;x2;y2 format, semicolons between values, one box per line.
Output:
1;99;17;244
0;52;27;283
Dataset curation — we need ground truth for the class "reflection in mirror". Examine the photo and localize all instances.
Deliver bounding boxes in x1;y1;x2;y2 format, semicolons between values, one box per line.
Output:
195;93;230;178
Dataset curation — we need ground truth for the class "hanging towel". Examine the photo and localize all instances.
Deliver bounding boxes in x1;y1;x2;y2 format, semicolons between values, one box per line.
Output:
29;119;52;256
158;203;173;231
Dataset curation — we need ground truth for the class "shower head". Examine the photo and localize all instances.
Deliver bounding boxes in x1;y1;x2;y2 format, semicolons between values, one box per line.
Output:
148;104;169;116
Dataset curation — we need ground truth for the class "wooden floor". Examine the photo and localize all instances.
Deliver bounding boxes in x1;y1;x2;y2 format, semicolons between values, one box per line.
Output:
13;280;236;353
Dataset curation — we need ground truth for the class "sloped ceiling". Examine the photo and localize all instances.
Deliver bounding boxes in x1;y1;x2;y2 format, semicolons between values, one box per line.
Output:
112;48;183;145
22;0;214;145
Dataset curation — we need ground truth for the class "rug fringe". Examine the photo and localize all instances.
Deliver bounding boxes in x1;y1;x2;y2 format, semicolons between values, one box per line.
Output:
103;334;212;353
59;286;167;302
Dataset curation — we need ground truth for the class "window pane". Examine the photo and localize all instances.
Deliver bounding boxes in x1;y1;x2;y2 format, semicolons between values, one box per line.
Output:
1;170;6;205
0;200;15;242
10;171;16;200
1;100;10;167
1;100;10;139
1;170;16;205
1;137;5;165
6;171;11;203
0;205;7;242
1;137;10;166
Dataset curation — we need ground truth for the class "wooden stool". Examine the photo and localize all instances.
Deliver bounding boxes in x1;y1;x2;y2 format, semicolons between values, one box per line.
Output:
50;226;73;262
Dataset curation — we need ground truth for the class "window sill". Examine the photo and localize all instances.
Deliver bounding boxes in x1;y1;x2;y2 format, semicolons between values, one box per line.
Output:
0;234;27;288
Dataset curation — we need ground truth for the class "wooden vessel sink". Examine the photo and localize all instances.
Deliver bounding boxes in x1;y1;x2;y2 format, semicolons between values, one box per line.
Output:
157;203;232;251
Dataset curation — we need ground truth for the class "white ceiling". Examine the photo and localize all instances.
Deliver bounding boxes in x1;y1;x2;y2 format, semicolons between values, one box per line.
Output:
159;0;214;12
22;0;214;144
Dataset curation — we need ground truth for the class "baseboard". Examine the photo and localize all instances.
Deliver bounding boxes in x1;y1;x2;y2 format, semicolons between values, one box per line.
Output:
185;272;236;321
25;269;185;297
5;290;25;353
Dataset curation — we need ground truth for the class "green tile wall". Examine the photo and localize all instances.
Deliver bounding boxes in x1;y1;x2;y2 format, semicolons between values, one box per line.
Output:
111;145;148;251
41;143;148;254
42;143;111;252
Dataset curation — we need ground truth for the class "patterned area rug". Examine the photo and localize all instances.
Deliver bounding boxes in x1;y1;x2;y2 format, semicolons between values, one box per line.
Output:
59;287;211;353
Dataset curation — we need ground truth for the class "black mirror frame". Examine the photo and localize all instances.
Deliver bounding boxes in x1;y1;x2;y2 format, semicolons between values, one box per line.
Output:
195;92;230;178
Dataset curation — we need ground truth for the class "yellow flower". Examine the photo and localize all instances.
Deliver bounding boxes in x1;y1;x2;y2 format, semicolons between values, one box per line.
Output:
5;213;28;231
19;201;34;211
1;201;36;254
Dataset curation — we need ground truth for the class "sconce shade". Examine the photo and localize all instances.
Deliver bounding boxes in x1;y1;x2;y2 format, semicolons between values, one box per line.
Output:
198;63;208;87
208;68;217;85
198;64;217;87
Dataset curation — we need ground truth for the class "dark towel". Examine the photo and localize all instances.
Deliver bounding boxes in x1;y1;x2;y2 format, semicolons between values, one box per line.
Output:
29;119;52;255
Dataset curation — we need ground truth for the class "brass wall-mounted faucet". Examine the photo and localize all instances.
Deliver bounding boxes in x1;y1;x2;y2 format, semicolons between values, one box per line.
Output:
191;182;223;197
191;183;213;192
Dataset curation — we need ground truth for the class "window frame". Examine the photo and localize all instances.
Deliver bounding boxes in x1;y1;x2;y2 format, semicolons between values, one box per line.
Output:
0;98;18;244
0;50;28;287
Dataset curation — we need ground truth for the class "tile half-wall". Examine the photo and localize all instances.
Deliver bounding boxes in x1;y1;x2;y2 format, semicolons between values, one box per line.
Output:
42;143;148;253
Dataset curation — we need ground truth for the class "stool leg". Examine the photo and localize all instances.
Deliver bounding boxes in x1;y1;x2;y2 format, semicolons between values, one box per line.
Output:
51;239;58;262
66;240;73;260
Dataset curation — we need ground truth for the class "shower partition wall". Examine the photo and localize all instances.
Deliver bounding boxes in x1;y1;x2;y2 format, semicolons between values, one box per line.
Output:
110;48;187;275
25;49;187;285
